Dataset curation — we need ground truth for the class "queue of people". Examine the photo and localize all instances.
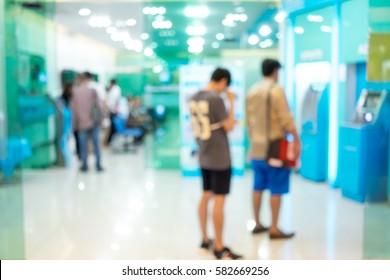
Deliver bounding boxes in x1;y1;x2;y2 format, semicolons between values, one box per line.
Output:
190;59;301;260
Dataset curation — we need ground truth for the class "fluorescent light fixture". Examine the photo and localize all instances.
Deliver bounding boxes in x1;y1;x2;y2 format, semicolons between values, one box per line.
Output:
125;39;143;52
222;18;236;27
158;7;166;15
187;37;205;46
216;33;225;40
159;30;175;37
294;26;304;34
153;65;163;73
275;11;287;23
88;16;111;28
321;25;332;33
79;8;91;17
186;25;206;36
141;33;150;40
259;39;273;48
259;25;272;37
188;45;203;54
248;34;259;45
212;42;220;49
240;14;248;22
144;47;154;57
308;14;324;23
184;6;210;18
106;26;117;34
126;19;137;27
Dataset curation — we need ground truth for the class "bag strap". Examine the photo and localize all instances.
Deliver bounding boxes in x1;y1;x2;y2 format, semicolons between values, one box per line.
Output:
266;83;275;142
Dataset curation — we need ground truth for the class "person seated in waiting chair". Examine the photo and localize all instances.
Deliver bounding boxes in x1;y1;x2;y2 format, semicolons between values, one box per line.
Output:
125;98;149;144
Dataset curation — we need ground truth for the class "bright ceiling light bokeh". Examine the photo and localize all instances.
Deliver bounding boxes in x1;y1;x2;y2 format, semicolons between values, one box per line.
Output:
153;65;163;73
235;6;245;13
248;34;260;45
275;11;287;23
259;24;272;37
144;47;154;57
186;25;207;36
152;20;173;29
79;8;91;17
126;19;137;27
188;45;203;54
143;6;166;15
184;6;210;18
259;39;274;48
211;42;220;49
88;16;112;28
321;25;333;33
124;39;143;52
141;33;150;40
187;37;205;46
294;26;305;34
164;40;179;47
222;18;236;27
308;14;324;23
216;33;225;40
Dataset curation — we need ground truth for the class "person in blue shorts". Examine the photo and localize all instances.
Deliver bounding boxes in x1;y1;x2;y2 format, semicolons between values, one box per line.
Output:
246;59;301;239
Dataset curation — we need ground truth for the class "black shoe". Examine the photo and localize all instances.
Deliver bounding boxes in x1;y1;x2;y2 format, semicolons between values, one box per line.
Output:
269;230;295;240
252;225;269;234
80;166;88;172
200;239;213;250
96;166;104;172
214;247;243;260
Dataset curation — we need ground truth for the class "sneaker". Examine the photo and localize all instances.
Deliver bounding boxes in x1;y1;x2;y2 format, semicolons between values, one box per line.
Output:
214;247;243;260
252;225;269;234
80;166;88;172
200;239;213;250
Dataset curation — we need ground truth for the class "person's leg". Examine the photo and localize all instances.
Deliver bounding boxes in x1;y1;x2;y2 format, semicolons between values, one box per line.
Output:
269;195;282;234
269;168;294;239
107;112;116;144
74;131;80;159
251;160;268;232
213;194;226;252
91;126;102;170
199;191;213;243
78;130;88;170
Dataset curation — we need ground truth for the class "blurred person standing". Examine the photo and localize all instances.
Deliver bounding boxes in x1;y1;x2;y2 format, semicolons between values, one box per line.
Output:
71;73;105;172
106;79;122;145
246;59;301;239
190;68;242;260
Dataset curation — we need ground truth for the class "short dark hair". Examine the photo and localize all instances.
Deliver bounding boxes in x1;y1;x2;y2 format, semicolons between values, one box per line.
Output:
262;59;281;77
211;67;231;87
83;71;93;79
110;79;117;85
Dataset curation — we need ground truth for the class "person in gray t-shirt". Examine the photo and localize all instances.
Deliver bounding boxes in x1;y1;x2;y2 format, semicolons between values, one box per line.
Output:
189;68;242;260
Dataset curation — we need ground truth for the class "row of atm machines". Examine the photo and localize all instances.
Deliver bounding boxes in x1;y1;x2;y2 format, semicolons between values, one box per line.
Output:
299;65;390;203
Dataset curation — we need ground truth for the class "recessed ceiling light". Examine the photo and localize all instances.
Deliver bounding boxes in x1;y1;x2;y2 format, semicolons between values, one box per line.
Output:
79;8;91;17
126;19;137;27
308;14;323;23
275;11;287;23
143;7;166;15
235;7;245;13
294;26;304;34
248;34;259;45
186;25;206;36
259;25;272;37
144;47;154;57
188;45;203;54
153;65;163;73
187;37;205;46
141;33;150;40
212;42;220;49
259;39;273;48
184;6;210;18
216;33;225;40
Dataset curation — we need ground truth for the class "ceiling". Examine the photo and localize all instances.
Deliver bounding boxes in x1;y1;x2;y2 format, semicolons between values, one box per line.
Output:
26;1;281;56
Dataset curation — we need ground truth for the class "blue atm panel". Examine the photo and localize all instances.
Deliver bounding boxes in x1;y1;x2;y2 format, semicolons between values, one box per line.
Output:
339;90;389;203
300;84;329;182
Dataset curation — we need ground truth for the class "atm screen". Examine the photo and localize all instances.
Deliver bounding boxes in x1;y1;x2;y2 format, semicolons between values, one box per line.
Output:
364;93;381;109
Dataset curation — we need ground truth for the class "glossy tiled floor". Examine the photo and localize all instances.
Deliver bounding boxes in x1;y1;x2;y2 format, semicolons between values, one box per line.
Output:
23;148;364;260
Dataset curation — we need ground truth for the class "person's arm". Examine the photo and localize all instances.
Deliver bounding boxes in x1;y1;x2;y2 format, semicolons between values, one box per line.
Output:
222;91;235;132
274;87;301;160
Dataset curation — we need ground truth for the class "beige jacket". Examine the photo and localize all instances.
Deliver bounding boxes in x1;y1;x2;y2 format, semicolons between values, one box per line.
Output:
246;79;296;160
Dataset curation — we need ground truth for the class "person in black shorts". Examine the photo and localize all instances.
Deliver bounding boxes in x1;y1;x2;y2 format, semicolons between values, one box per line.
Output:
189;68;242;260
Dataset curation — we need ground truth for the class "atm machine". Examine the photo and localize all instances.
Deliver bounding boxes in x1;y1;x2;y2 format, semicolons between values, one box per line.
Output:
300;84;329;182
339;89;390;203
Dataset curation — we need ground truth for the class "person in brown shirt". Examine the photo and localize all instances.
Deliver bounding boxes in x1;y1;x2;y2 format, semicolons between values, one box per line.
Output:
246;59;301;239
